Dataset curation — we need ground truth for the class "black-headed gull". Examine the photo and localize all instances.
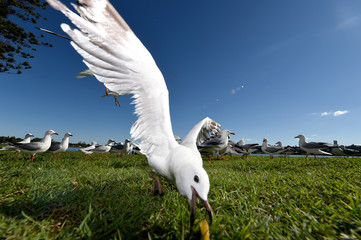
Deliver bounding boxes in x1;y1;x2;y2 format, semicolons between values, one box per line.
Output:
12;130;58;163
48;132;73;160
295;134;331;159
84;139;115;158
198;129;235;163
46;0;219;230
261;138;287;159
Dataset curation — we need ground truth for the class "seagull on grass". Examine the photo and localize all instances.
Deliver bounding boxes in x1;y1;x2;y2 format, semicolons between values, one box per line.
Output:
234;139;259;158
48;132;73;160
198;129;235;163
261;138;287;159
1;133;34;155
46;0;217;231
295;134;331;159
12;130;58;163
110;139;132;157
84;139;115;158
79;141;98;157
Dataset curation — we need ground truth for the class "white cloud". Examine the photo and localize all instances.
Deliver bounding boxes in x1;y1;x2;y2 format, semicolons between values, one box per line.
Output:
334;110;349;116
321;112;330;116
320;110;349;117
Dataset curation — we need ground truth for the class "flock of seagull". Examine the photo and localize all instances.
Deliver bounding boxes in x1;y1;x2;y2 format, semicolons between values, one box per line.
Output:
2;130;358;164
4;0;359;233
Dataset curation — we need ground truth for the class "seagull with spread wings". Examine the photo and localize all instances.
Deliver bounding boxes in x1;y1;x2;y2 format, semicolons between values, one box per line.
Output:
46;0;218;230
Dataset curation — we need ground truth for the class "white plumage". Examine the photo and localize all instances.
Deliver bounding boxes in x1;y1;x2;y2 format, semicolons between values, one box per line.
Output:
46;0;216;229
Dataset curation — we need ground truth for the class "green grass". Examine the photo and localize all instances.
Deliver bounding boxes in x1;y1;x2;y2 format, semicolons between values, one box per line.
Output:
1;152;361;239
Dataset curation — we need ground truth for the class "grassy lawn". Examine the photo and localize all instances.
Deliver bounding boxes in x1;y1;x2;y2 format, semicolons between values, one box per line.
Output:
1;151;361;239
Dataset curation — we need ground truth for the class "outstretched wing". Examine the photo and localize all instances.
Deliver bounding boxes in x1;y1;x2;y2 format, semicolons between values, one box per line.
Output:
181;117;221;151
47;0;177;158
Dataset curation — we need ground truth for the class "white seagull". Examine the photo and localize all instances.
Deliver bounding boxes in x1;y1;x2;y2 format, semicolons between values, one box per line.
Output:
48;132;73;160
46;0;217;229
295;134;331;159
198;129;236;163
234;139;260;158
12;130;58;163
84;139;115;158
77;68;129;107
79;141;98;157
261;138;287;159
110;139;132;157
0;133;34;153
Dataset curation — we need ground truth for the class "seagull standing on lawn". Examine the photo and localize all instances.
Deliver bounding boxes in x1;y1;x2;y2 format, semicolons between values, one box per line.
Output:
46;0;217;230
234;139;259;158
261;138;287;159
198;129;235;164
110;139;132;157
48;132;73;160
295;134;331;159
79;141;98;157
85;139;115;158
0;133;34;154
12;130;58;163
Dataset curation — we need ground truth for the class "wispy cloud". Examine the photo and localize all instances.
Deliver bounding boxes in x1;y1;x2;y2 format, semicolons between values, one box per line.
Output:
334;110;349;116
335;15;361;30
320;110;349;117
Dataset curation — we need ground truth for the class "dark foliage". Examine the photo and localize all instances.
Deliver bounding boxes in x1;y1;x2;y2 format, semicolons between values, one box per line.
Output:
0;0;51;74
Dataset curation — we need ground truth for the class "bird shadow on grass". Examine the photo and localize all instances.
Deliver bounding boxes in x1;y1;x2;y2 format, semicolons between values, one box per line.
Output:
0;179;165;239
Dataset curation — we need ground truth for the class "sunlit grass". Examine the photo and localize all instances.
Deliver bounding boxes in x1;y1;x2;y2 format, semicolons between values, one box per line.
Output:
1;151;361;239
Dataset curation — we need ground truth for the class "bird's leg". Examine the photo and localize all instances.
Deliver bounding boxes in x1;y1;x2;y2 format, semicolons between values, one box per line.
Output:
30;154;34;164
57;153;61;160
114;97;121;107
208;154;213;164
105;87;109;95
49;154;54;161
314;154;317;159
87;154;92;158
305;154;308;160
270;155;273;159
218;154;228;161
149;172;164;195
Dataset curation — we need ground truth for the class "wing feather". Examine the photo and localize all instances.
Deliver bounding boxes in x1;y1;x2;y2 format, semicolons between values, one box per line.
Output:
181;117;221;151
47;0;177;158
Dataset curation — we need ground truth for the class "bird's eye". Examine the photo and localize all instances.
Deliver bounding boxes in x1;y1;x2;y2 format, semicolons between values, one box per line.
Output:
194;175;199;183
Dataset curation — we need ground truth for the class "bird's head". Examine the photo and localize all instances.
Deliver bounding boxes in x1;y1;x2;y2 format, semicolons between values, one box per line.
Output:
262;138;268;144
174;163;213;230
294;134;305;140
46;130;58;136
65;132;73;137
26;133;34;138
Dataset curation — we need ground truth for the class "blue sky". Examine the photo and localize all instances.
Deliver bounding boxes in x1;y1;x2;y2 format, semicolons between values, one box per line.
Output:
1;0;361;146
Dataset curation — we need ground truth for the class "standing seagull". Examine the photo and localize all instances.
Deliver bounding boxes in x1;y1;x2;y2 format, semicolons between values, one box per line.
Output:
261;138;287;159
48;132;73;160
84;139;115;158
110;139;132;157
295;134;331;159
46;0;217;230
0;133;34;153
234;139;259;158
198;129;236;163
79;141;98;157
12;130;58;163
